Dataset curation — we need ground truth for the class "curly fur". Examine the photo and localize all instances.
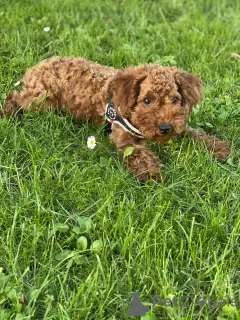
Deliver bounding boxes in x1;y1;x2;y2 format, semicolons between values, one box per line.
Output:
1;57;231;182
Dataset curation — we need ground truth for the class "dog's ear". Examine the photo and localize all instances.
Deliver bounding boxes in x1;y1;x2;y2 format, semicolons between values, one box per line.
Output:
112;66;147;117
173;70;203;111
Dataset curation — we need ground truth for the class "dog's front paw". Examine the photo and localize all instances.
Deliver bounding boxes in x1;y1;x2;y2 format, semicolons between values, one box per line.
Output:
209;139;231;161
125;147;163;183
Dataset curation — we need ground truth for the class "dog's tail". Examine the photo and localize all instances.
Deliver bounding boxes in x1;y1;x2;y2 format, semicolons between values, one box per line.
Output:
0;91;23;118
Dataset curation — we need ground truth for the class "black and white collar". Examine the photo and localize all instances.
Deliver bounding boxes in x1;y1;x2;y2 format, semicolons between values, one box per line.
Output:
105;93;144;139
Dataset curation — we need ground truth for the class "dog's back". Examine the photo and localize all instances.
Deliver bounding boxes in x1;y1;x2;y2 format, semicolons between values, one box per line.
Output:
2;57;117;121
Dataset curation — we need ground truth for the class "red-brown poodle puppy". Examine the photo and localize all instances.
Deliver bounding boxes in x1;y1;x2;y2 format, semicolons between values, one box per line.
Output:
1;57;231;182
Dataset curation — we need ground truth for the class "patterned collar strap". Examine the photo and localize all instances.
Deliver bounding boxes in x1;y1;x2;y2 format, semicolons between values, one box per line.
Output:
105;93;144;139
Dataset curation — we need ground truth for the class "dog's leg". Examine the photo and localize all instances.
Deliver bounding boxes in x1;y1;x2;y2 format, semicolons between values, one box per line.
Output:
110;126;162;182
183;126;231;161
0;91;23;118
1;87;59;119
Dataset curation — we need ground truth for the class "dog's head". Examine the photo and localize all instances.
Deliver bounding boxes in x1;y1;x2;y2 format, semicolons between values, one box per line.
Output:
111;65;203;143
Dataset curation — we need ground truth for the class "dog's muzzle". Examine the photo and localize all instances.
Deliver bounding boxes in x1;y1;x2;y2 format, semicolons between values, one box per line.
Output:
159;123;172;134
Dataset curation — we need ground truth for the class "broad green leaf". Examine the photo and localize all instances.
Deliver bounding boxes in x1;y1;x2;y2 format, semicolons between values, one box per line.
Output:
77;216;92;233
72;226;82;234
0;310;11;320
0;93;7;100
141;312;158;320
7;288;17;301
227;158;235;167
222;305;237;313
55;250;72;261
99;156;110;168
123;146;135;159
73;255;88;265
77;236;88;251
90;239;103;252
0;273;10;289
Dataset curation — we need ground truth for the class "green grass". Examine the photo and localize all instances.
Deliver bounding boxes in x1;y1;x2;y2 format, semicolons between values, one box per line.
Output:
0;0;240;319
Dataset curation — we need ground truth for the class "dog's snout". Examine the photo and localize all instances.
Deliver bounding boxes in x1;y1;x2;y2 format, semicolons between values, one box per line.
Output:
159;123;172;134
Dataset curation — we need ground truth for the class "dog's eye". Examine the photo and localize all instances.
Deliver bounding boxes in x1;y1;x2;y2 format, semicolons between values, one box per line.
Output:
143;98;151;105
172;96;180;105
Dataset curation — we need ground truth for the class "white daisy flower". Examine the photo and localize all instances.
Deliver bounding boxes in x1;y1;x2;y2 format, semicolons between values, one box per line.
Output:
87;136;96;149
13;80;21;87
43;26;51;32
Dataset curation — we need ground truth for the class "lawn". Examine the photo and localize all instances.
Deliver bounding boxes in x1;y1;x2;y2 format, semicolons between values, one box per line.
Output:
0;0;240;319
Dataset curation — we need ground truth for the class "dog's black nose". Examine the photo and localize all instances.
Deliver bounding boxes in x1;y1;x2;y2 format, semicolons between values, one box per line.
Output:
159;123;172;134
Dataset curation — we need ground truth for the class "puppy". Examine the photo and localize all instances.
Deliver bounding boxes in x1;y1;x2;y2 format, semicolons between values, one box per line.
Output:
1;57;231;182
